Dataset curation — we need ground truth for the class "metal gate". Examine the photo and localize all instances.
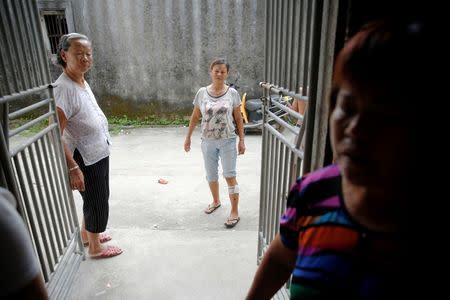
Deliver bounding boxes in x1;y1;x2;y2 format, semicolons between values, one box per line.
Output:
0;1;84;299
258;0;339;298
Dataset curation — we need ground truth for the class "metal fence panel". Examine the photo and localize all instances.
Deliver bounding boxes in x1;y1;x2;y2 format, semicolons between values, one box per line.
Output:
0;1;83;299
259;0;339;297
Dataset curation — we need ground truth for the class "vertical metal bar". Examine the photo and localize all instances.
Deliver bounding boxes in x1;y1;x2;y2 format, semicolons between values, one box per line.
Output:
293;106;308;181
266;133;272;245
22;0;44;86
264;0;270;82
296;0;305;92
258;93;269;260
268;138;280;242
49;127;74;238
52;15;58;39
47;237;80;299
45;132;72;242
266;1;270;82
285;0;294;90
280;1;288;87
312;0;339;170
43;134;71;243
0;154;6;188
269;1;275;83
272;1;278;83
2;103;9;147
272;0;278;83
303;0;323;173
275;0;282;85
282;145;290;206
18;0;41;87
279;144;289;220
288;151;296;193
29;0;52;84
293;0;301;91
47;15;55;53
9;0;32;90
28;142;57;268
267;135;275;244
0;1;20;93
265;133;273;243
273;141;284;240
298;155;303;177
62;14;68;33
262;132;269;243
261;128;267;243
305;0;315;93
303;0;313;92
0;16;13;96
270;0;276;83
58;14;64;37
17;151;51;280
268;135;277;243
35;138;64;254
52;15;59;52
57;15;63;37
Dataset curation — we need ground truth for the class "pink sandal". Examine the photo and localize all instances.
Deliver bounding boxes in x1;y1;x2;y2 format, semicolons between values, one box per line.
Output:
89;245;123;259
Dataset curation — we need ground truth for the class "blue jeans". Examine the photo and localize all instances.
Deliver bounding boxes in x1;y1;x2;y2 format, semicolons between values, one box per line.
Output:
201;137;237;182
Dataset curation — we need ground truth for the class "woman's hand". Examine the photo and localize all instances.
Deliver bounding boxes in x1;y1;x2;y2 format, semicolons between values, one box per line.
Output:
184;137;191;152
69;168;85;191
238;139;246;155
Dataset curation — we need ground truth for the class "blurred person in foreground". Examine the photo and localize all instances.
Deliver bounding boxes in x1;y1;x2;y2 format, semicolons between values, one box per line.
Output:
0;187;48;299
245;17;428;299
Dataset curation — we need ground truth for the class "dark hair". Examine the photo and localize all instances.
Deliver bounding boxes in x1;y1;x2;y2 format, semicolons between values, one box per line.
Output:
209;58;230;72
330;19;429;113
56;33;90;68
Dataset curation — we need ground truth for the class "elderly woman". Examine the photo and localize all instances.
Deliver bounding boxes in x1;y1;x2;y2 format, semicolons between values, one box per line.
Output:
184;58;245;228
55;33;122;258
246;17;425;299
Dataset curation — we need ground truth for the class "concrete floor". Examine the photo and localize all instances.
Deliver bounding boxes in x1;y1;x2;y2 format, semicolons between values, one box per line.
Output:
67;127;262;300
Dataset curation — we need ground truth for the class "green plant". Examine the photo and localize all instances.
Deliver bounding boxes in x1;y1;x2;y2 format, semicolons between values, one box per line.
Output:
7;118;49;137
9;115;191;137
108;115;190;134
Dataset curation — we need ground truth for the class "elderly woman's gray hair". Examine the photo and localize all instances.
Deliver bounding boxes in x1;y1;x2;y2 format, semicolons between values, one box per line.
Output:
209;58;230;72
57;33;90;68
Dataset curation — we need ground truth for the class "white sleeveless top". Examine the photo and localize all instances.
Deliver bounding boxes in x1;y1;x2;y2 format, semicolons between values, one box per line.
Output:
54;73;111;165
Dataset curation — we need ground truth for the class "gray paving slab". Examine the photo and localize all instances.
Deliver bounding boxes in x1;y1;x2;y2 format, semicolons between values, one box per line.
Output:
67;127;262;300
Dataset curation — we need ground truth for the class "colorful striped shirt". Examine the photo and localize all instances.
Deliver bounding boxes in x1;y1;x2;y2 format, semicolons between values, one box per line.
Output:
280;164;409;299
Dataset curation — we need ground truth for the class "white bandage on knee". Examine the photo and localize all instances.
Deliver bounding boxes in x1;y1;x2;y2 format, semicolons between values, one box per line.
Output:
228;185;239;194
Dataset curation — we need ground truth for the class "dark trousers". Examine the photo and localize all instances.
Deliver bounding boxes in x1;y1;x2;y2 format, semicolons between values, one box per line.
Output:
73;149;110;233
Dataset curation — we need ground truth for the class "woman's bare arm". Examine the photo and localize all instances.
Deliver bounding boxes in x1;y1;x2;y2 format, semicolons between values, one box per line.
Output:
246;234;296;300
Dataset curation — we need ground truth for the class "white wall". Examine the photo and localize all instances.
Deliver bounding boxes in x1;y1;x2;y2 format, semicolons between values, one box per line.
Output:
69;0;265;116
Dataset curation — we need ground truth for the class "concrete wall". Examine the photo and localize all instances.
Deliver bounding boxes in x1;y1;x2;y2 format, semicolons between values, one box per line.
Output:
66;0;265;117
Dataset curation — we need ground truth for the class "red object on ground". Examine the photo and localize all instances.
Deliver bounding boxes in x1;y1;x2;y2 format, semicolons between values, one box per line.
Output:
158;178;168;184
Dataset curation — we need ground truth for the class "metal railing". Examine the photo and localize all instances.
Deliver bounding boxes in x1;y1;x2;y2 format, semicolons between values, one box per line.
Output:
258;82;307;256
1;1;83;299
259;0;339;298
257;83;308;300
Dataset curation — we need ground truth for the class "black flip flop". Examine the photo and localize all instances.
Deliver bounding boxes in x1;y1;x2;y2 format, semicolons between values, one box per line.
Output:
204;203;221;214
224;216;240;228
